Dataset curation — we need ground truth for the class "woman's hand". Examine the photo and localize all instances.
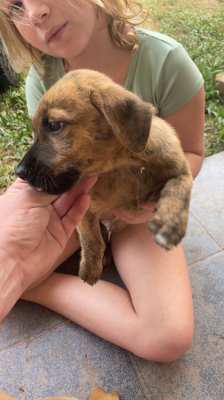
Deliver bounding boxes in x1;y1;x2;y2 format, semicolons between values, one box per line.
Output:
0;176;97;292
113;202;156;225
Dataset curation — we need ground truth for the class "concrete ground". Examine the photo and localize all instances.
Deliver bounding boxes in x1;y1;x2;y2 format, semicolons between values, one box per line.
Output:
0;152;224;400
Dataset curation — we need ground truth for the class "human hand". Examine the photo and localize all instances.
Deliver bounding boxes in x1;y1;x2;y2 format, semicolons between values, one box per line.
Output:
0;176;97;291
112;202;156;225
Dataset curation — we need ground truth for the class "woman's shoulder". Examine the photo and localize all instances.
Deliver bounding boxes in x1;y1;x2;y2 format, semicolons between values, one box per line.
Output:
26;57;64;89
125;28;186;96
135;27;182;55
25;57;64;117
133;27;200;80
126;27;203;116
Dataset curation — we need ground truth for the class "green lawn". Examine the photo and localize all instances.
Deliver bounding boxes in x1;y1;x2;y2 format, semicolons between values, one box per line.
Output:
145;0;224;155
0;0;224;188
0;82;32;188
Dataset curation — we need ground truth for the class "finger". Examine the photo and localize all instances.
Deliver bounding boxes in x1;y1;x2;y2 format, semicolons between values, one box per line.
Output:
113;208;155;224
6;178;57;206
6;178;33;194
113;209;133;221
62;193;91;237
142;202;156;211
26;175;96;209
78;175;98;193
54;175;97;218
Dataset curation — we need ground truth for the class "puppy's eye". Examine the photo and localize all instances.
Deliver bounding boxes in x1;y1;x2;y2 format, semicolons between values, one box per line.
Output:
44;119;66;133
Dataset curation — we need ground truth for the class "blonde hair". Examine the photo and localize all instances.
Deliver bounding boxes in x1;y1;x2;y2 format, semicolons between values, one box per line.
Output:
0;0;148;75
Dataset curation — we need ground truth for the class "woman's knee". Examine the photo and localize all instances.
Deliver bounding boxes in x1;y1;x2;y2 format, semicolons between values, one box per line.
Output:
131;319;194;362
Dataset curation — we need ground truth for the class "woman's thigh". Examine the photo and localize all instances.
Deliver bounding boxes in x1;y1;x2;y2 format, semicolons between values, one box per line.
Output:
111;223;194;333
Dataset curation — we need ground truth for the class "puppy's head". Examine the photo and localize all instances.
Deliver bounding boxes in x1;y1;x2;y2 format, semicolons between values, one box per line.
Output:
16;69;155;194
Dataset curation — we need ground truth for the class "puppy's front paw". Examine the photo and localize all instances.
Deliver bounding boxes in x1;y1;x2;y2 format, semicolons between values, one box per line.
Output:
79;261;102;285
148;213;187;250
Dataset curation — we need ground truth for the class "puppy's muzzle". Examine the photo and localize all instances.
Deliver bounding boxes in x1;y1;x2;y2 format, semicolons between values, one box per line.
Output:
16;147;80;195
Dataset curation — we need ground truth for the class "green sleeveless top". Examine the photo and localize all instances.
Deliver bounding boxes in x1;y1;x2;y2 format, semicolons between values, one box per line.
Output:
25;28;203;118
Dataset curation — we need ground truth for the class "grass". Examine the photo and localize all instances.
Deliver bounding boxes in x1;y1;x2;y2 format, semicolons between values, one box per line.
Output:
0;0;224;188
145;0;224;155
0;82;32;188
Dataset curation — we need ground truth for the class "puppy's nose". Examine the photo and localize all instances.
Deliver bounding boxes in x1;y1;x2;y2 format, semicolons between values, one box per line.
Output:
15;162;29;181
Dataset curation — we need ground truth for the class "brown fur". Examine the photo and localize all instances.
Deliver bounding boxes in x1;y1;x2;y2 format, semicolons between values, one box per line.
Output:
17;69;193;285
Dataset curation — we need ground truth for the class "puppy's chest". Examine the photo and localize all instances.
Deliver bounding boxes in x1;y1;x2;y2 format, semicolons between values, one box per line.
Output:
89;167;161;217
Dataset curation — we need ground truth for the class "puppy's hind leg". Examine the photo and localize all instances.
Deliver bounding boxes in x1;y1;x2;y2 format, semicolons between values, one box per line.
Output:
77;212;105;285
148;173;193;250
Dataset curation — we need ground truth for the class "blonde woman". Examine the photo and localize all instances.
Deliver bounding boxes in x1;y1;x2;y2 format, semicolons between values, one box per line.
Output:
0;0;205;361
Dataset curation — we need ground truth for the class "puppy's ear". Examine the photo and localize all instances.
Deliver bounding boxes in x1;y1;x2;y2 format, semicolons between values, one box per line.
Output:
90;87;156;153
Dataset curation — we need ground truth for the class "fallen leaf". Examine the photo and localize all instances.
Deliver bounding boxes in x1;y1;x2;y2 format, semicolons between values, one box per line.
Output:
0;391;16;400
89;387;119;400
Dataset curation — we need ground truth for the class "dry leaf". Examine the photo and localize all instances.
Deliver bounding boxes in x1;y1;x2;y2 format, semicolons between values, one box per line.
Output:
38;397;79;400
89;387;119;400
0;391;16;400
0;387;119;400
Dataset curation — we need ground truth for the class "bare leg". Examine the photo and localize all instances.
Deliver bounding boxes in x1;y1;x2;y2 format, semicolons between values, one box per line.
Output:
22;224;193;362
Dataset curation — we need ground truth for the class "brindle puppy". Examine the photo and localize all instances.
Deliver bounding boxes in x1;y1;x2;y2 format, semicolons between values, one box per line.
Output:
16;69;193;285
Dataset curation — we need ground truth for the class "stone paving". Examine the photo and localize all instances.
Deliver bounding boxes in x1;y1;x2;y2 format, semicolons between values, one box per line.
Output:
0;152;224;400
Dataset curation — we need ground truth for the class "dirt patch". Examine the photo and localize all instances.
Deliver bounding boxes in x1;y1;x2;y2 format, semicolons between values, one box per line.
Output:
144;0;222;30
146;0;221;15
189;0;220;9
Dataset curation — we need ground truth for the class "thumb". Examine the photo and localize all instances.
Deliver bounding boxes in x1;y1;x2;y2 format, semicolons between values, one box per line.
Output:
7;179;57;207
142;201;156;211
62;193;90;237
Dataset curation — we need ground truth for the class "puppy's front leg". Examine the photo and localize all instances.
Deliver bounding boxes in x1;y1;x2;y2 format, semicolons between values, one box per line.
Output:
148;174;193;250
77;211;105;285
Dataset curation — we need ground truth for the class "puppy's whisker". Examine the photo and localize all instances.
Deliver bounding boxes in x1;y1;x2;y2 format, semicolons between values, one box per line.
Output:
41;175;48;192
47;174;57;191
42;174;51;191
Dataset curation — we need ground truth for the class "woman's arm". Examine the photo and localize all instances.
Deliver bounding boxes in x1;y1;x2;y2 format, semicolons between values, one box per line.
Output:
164;86;205;178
